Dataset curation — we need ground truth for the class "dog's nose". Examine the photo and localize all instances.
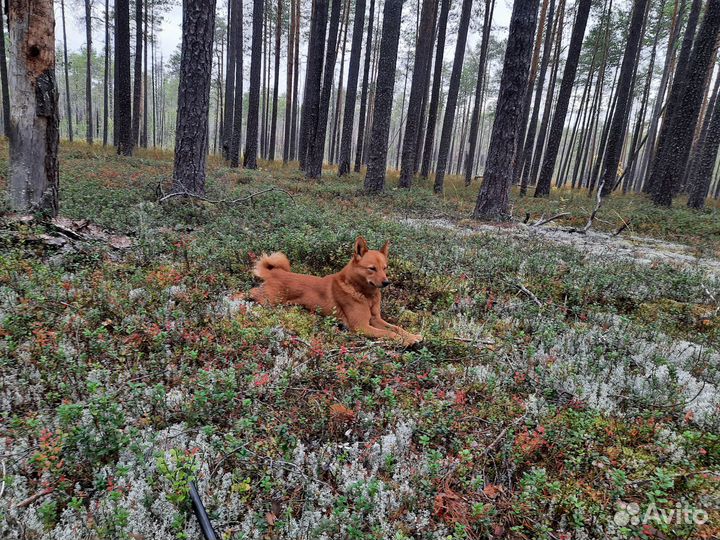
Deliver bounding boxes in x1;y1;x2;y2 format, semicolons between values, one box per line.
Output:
381;280;390;288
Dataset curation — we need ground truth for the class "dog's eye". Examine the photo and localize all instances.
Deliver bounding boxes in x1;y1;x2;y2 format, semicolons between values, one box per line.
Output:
368;266;376;272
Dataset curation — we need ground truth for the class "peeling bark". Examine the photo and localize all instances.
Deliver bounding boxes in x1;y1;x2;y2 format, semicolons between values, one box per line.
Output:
7;0;59;216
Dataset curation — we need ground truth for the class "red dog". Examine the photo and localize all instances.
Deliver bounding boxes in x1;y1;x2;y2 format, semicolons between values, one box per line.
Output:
250;237;422;346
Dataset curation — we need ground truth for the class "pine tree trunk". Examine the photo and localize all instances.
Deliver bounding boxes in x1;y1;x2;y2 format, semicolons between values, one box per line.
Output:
684;63;720;192
527;0;564;187
363;0;403;192
688;85;720;207
518;0;555;194
172;0;216;195
639;0;686;191
473;0;540;218
245;0;265;169
261;3;270;158
283;0;295;162
150;7;157;147
0;1;8;137
7;0;59;216
132;0;143;146
395;53;410;171
306;0;343;178
625;2;664;191
289;0;300;160
116;0;133;155
299;0;329;170
650;0;720;206
84;0;93;144
223;0;236;160
269;0;281;160
420;0;450;179
142;3;149;148
354;0;376;172
432;0;474;193
645;0;702;195
534;0;591;197
598;0;648;198
59;0;73;141
230;0;244;167
398;0;438;187
338;0;367;175
464;0;495;186
512;0;550;191
103;0;110;145
329;0;350;164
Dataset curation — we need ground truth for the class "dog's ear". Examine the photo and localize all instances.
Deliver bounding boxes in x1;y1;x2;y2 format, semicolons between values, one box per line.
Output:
380;241;390;257
354;236;369;260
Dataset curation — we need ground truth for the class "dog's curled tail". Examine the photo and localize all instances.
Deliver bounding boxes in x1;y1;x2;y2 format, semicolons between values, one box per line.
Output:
253;252;291;280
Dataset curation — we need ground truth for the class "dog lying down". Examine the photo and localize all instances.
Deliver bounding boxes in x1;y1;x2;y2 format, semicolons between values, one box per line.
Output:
250;236;423;347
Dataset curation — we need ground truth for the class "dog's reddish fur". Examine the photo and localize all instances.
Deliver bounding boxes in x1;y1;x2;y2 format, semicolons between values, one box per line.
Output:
250;237;422;346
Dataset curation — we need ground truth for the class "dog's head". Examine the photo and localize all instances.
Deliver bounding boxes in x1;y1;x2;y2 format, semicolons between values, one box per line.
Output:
352;236;391;289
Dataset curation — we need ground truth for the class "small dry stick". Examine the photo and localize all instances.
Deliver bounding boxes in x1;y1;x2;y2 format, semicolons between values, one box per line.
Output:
516;282;542;307
532;212;570;227
15;487;54;508
157;186;295;206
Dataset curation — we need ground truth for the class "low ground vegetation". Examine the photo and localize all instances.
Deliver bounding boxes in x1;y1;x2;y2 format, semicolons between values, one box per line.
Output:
1;142;719;539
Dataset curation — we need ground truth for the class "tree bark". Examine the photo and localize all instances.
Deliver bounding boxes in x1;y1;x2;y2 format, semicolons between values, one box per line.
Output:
338;0;366;175
432;0;473;193
7;0;59;216
289;0;300;160
103;0;110;146
650;0;720;206
142;1;149;148
59;0;72;141
230;0;244;167
688;85;720;208
116;0;133;155
283;0;295;162
172;0;216;195
464;0;495;186
223;0;236;160
597;0;649;198
306;0;343;178
84;0;93;144
645;0;702;194
269;0;282;160
533;0;591;197
363;0;403;192
245;0;265;169
353;0;376;172
132;0;143;146
330;0;350;164
639;0;686;191
473;0;540;218
398;0;438;187
299;0;329;170
517;0;555;194
420;0;450;178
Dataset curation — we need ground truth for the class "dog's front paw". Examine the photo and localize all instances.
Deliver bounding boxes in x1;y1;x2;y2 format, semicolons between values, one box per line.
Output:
402;334;423;348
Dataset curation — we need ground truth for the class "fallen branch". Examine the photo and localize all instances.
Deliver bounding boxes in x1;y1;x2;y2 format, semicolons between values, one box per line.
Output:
451;337;496;346
532;212;570;227
516;282;542;307
613;219;631;236
484;412;527;455
157;185;295;206
14;487;54;508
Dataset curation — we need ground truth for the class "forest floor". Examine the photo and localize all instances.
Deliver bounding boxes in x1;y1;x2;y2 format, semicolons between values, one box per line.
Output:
1;142;719;540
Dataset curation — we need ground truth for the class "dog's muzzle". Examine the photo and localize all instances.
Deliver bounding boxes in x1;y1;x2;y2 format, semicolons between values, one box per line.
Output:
381;280;390;288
